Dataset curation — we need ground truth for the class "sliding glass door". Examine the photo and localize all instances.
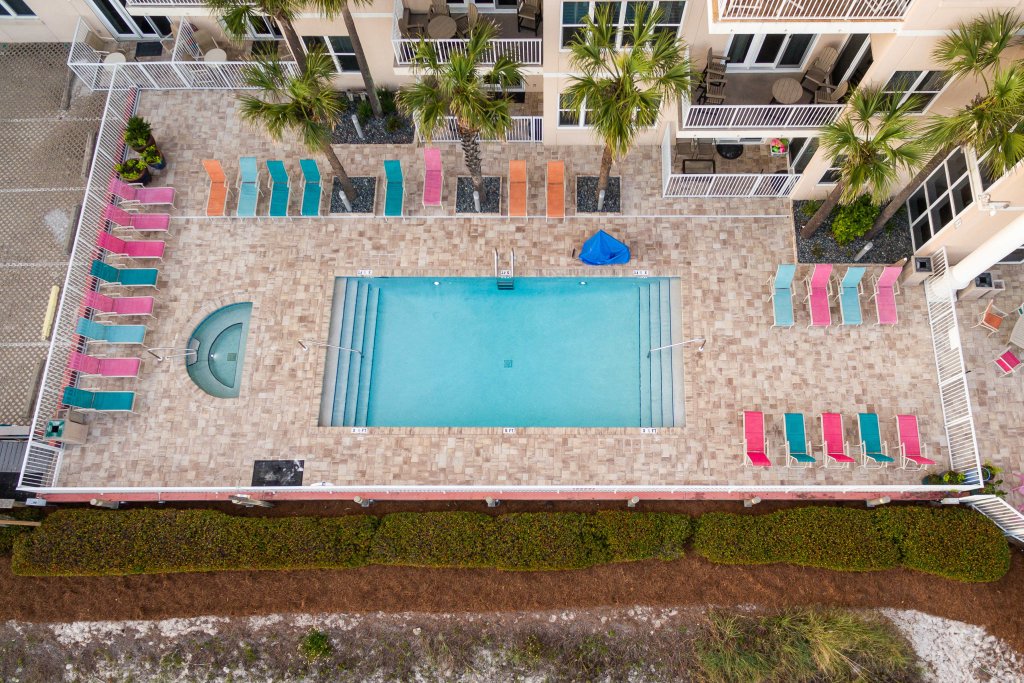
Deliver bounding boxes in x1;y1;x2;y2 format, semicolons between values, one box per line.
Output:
86;0;170;40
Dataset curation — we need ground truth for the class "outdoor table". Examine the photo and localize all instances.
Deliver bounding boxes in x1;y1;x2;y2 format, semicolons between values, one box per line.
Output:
771;77;803;105
427;15;457;39
103;52;126;64
1010;314;1024;349
204;48;228;63
716;143;743;160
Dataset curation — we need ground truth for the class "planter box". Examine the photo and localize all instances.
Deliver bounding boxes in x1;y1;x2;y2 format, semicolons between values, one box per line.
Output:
575;176;621;214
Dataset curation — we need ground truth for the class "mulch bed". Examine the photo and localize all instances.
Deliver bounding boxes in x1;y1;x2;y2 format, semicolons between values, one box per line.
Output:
793;200;914;264
456;176;501;214
576;176;621;213
330;177;376;214
331;112;415;145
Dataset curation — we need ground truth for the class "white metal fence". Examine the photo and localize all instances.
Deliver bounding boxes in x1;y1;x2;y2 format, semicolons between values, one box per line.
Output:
966;496;1024;541
923;248;983;485
664;172;801;198
682;104;845;131
716;0;910;20
419;116;543;143
392;37;543;66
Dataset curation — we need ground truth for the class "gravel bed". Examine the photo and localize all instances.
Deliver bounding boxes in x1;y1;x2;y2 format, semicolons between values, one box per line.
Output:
329;177;376;214
794;200;913;264
456;176;501;214
331;113;414;145
576;176;621;213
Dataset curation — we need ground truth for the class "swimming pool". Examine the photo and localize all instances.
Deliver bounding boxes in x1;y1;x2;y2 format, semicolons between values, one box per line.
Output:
186;302;252;398
319;278;684;428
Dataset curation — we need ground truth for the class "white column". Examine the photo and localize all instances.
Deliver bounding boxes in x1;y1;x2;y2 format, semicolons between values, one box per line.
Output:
949;211;1024;290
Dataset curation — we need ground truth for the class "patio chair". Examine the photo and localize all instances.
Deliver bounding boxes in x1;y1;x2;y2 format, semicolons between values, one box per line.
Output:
818;412;855;468
237;156;261;216
856;413;893;468
266;160;290;217
546;160;565;219
517;0;541;35
381;159;403;218
429;0;450;19
202;159;229;217
299;159;322;217
455;3;478;37
768;264;797;327
75;317;147;346
84;30;120;56
69;351;141;378
423;147;443;207
90;259;159;289
836;266;865;326
973;301;1008;336
103;205;170;233
804;263;833;327
509;159;527;218
814;81;849;105
995;347;1022;375
742;411;771;467
705;47;727;79
870;265;901;325
784;413;815;468
109;177;175;207
398;12;426;38
896;414;936;470
800;46;838;92
62;386;135;413
84;290;155;318
96;231;165;260
699;81;726;105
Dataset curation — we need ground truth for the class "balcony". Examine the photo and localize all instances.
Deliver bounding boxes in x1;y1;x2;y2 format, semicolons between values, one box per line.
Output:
713;0;911;22
392;2;542;66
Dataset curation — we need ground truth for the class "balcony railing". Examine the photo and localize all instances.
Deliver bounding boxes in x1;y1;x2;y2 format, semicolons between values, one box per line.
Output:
392;2;542;66
682;104;845;130
125;0;204;4
715;0;911;21
420;116;544;143
663;173;801;198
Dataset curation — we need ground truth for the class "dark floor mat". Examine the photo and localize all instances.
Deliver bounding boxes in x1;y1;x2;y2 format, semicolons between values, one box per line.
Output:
133;42;164;58
251;460;304;486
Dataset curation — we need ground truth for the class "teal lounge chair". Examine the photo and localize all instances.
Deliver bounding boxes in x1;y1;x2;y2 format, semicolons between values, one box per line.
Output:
90;259;158;289
299;159;322;217
62;386;135;412
383;159;404;217
768;264;796;327
237;156;260;216
837;267;865;325
266;160;290;217
76;317;147;345
857;412;894;468
783;413;815;468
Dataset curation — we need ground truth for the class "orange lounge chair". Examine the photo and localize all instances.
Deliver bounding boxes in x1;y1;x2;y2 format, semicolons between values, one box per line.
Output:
202;159;228;217
546;160;564;219
509;160;527;217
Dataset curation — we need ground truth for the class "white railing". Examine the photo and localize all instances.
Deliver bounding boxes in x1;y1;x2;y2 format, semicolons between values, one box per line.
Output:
663;173;801;198
126;0;205;4
965;496;1024;542
420;116;543;143
392;37;543;66
683;104;845;130
716;0;911;21
661;126;673;196
922;248;983;485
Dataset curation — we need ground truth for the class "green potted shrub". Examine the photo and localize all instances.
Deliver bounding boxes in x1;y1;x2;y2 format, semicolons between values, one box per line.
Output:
115;158;151;185
140;145;166;171
980;462;1006;497
123;116;155;153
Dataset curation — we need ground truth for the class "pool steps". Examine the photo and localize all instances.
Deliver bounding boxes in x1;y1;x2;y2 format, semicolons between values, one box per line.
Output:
639;279;684;428
322;278;380;427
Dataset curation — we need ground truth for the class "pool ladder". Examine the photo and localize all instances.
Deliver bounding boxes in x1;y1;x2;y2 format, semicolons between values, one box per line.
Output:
494;248;515;291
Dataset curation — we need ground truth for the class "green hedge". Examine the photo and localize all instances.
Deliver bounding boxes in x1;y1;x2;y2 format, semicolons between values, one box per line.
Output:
0;508;43;555
693;506;1010;582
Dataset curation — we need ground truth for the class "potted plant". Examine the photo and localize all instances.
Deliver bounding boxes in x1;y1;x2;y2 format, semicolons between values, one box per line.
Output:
124;116;155;153
980;462;1006;496
922;470;966;487
115;158;151;185
141;145;166;171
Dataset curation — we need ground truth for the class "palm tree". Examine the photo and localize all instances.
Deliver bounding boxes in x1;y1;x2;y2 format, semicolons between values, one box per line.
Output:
564;5;695;209
398;23;523;211
866;10;1024;237
239;48;358;204
207;0;383;116
800;87;926;239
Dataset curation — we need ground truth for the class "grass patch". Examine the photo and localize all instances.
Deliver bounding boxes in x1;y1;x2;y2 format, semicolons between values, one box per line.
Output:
299;629;333;662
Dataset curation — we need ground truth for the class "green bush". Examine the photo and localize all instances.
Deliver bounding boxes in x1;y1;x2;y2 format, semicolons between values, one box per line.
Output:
377;88;398;116
799;199;822;218
384;114;403;134
0;508;43;555
370;511;493;568
356;98;373;125
596;511;691;562
831;194;880;246
299;629;333;661
490;513;612;571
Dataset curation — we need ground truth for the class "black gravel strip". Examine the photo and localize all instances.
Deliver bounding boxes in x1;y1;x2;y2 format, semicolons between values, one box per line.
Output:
456;176;501;214
793;200;914;264
576;176;621;213
332;112;415;145
330;177;376;214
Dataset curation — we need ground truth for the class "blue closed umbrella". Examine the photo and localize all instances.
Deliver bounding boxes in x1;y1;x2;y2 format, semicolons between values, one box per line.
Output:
579;229;631;265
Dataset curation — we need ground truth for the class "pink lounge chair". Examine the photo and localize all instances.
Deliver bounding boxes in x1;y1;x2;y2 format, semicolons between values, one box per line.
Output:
742;411;771;467
423;147;442;207
103;205;170;233
871;266;901;325
995;348;1022;375
69;350;141;378
109;177;175;206
804;264;832;327
896;414;936;470
97;231;165;260
819;412;855;468
84;290;155;317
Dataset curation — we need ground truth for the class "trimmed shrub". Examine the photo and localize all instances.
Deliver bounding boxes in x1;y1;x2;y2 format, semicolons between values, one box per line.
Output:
12;509;376;576
490;513;612;571
831;194;880;246
0;508;43;555
597;511;691;562
370;511;493;568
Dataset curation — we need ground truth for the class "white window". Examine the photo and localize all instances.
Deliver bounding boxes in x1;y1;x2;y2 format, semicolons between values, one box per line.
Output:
0;0;35;17
558;92;594;126
303;36;358;72
906;148;974;251
726;33;816;70
882;70;949;113
788;137;817;174
560;0;687;49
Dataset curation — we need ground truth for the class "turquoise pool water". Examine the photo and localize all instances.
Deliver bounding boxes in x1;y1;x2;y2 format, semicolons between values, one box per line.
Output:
321;277;683;428
186;302;252;398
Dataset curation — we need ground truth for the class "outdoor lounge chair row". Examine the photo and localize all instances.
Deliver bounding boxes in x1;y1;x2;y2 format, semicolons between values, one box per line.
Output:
769;264;901;327
742;410;936;470
64;317;147;411
202;157;324;218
